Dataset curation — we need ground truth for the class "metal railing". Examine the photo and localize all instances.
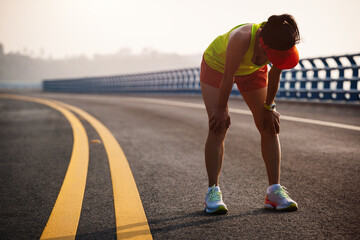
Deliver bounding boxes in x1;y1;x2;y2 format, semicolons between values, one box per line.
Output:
43;53;360;103
277;53;359;102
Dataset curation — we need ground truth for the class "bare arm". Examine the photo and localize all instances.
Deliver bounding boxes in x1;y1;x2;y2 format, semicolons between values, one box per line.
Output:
209;27;251;134
263;65;282;135
266;65;282;105
217;30;249;108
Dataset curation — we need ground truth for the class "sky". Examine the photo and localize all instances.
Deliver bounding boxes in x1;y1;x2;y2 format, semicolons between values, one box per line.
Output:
0;0;359;59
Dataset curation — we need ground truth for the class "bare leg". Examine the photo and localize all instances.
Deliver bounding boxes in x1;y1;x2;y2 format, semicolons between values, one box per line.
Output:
201;82;228;187
241;87;281;185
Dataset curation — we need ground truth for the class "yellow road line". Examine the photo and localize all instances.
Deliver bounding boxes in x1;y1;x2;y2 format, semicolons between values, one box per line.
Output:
0;94;89;240
1;94;152;239
55;100;153;240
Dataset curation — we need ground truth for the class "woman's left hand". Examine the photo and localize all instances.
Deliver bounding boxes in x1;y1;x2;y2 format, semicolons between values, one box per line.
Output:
262;109;280;135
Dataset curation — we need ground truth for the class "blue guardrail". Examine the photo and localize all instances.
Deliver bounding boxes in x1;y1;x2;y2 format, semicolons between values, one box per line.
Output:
43;53;360;103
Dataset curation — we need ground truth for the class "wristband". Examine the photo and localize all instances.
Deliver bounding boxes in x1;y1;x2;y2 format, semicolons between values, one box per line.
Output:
264;102;276;111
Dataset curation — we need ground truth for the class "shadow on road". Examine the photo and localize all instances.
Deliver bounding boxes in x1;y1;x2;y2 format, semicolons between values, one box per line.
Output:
149;208;292;234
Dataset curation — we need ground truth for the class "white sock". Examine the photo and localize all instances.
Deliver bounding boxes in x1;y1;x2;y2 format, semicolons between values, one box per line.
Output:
208;185;220;192
267;184;281;193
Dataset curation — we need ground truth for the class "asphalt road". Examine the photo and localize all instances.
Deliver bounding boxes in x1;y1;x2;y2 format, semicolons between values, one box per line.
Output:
1;91;359;239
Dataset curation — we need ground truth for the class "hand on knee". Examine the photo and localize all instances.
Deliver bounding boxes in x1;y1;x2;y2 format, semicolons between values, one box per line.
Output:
209;108;231;134
261;110;280;135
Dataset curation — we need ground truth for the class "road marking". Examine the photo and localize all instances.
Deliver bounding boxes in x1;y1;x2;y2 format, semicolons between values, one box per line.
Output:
1;94;152;239
54;100;153;240
0;94;89;240
120;97;360;131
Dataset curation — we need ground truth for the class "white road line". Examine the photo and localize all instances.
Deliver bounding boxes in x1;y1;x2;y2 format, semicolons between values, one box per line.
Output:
120;97;360;132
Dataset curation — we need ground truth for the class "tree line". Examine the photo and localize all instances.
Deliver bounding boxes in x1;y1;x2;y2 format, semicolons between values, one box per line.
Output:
0;43;201;82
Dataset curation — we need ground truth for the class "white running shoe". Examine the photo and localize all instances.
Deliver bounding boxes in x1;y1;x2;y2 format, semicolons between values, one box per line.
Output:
204;185;228;214
265;185;298;211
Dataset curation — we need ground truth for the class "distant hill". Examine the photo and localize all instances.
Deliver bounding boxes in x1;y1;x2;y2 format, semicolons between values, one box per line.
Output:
0;43;202;83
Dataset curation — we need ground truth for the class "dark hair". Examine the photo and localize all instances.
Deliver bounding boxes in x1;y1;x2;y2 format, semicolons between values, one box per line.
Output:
260;14;300;50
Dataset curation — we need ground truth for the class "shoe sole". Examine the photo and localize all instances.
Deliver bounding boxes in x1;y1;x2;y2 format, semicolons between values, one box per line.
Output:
265;202;298;212
204;205;228;214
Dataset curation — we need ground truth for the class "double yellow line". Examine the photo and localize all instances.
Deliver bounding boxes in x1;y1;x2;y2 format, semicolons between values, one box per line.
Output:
0;94;152;240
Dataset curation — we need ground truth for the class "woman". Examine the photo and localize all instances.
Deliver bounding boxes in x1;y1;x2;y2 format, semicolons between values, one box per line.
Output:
201;14;300;214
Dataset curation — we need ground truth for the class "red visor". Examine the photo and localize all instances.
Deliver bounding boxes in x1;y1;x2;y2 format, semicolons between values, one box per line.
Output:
260;37;299;70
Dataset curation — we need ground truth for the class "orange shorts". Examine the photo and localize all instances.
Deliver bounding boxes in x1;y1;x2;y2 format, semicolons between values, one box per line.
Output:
200;57;268;92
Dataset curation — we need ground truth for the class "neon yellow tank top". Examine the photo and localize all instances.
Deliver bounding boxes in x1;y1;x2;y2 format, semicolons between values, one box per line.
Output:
203;22;268;76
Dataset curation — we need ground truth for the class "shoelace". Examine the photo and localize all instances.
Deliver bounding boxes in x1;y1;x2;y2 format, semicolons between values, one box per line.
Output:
207;188;222;201
273;186;290;198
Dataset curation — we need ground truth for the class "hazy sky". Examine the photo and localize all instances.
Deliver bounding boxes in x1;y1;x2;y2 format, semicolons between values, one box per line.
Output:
1;0;359;59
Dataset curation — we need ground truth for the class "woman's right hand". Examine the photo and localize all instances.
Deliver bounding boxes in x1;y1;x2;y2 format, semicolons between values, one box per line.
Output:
209;107;231;134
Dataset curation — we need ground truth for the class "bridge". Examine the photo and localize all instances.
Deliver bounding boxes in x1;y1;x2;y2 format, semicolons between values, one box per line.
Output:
1;53;359;239
43;53;360;104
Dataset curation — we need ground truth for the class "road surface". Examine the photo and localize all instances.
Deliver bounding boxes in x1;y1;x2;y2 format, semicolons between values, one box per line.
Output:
1;91;359;239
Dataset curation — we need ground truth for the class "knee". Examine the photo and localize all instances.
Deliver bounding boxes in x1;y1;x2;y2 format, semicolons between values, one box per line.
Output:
208;128;228;142
259;129;279;138
258;126;279;138
256;121;279;137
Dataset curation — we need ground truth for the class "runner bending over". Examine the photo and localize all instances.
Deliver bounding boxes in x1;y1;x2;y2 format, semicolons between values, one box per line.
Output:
202;14;300;214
